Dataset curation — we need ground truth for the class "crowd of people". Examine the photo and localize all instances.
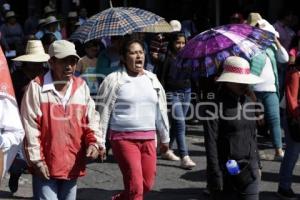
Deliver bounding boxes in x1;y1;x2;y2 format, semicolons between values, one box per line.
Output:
0;2;300;200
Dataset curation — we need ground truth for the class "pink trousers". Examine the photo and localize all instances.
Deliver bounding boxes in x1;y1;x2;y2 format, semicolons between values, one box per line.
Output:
111;139;156;200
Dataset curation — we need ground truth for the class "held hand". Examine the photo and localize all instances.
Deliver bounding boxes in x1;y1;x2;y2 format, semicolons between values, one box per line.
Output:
160;143;169;154
151;52;159;60
274;37;282;48
35;163;50;180
86;145;99;160
256;114;265;127
98;147;106;162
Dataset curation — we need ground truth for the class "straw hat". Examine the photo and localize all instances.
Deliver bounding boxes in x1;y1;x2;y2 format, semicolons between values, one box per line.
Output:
44;6;55;15
75;21;81;26
68;11;78;18
5;11;16;19
216;56;263;84
12;40;50;62
247;12;262;26
38;18;46;26
170;20;182;32
43;16;60;26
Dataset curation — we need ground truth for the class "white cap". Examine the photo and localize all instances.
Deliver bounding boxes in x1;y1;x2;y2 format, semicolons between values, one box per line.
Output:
48;40;79;59
170;20;181;32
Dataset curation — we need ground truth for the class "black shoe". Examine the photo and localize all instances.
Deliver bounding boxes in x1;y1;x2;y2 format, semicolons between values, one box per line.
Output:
277;187;298;200
203;188;210;196
8;172;21;193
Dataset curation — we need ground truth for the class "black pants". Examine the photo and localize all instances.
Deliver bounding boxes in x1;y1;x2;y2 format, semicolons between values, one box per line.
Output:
210;169;260;200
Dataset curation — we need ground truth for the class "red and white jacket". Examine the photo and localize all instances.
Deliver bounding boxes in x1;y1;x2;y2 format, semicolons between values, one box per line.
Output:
21;71;104;179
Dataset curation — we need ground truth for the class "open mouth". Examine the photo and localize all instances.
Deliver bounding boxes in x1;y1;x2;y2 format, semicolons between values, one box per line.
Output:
135;60;143;68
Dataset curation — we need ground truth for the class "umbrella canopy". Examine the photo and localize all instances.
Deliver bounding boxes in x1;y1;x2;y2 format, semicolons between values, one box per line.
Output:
136;21;173;33
69;19;95;43
176;23;275;77
70;7;166;43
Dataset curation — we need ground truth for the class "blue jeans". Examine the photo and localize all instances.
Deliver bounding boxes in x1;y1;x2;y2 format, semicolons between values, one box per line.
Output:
279;114;300;190
32;176;77;200
255;92;282;149
167;88;191;158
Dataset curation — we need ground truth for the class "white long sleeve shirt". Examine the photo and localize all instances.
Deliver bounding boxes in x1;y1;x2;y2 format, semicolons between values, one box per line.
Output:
0;96;24;178
253;45;289;92
0;97;24;152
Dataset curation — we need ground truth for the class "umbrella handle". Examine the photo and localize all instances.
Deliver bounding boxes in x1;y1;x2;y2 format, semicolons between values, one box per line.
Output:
109;0;113;8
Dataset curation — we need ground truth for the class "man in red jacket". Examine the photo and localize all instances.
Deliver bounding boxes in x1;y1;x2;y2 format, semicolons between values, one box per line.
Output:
21;40;105;200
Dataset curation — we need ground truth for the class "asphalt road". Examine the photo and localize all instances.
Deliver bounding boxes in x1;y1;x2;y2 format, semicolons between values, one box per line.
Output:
0;125;299;200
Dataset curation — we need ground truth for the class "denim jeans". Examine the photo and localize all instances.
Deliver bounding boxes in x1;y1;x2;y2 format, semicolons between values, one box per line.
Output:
255;92;282;149
32;176;77;200
279;116;300;190
167;88;191;158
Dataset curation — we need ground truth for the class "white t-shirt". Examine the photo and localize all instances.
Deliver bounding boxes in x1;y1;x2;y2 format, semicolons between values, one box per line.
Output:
110;74;158;131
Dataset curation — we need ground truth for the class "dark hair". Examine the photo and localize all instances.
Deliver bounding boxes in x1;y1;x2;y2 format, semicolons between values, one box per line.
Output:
278;9;296;20
289;35;300;50
41;33;57;46
294;56;300;68
167;32;186;54
120;38;145;58
84;39;100;48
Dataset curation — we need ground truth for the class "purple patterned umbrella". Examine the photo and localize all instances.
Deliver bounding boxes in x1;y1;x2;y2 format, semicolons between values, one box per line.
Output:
176;23;275;77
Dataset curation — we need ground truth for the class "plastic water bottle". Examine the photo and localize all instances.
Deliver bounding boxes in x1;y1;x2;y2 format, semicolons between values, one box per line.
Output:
226;160;240;175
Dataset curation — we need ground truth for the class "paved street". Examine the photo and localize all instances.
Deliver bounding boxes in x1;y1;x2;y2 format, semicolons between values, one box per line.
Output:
0;125;300;200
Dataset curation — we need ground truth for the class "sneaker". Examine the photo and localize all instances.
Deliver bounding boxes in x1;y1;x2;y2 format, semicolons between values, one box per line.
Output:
274;152;285;162
277;187;298;200
8;172;21;193
161;150;180;161
259;150;273;161
181;156;196;169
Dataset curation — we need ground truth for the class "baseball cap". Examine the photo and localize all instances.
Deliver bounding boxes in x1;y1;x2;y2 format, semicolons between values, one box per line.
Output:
48;40;80;59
